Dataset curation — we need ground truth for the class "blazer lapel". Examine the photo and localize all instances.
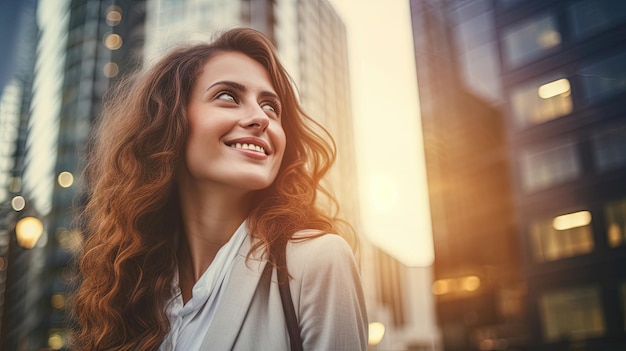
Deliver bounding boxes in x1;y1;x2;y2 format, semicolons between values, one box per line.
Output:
198;235;268;350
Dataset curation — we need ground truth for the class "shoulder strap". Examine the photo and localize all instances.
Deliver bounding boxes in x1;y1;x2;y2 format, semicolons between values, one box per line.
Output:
276;243;304;351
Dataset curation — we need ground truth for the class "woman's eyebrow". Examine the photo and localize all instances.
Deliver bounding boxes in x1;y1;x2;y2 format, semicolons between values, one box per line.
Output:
207;80;246;92
207;80;280;101
259;90;280;101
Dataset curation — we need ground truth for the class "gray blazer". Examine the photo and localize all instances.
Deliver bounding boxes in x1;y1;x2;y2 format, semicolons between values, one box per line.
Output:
198;232;368;350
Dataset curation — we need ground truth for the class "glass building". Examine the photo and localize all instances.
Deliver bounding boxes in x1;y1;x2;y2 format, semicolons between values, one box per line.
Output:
410;0;525;350
411;0;626;350
498;1;626;350
0;0;146;349
44;1;147;349
0;0;70;349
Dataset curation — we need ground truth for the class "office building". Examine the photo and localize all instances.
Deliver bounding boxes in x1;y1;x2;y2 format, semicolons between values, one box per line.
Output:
38;1;148;349
496;0;626;350
411;0;626;350
410;1;526;350
0;0;68;349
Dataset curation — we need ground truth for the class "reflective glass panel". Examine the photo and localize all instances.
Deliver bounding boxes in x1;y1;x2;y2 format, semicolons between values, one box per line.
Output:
540;286;605;342
605;198;626;248
503;14;560;68
511;76;572;127
530;211;594;262
580;51;626;103
592;125;626;172
520;142;580;192
569;0;626;39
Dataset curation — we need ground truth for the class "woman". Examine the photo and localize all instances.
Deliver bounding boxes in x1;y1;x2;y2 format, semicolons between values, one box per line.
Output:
71;27;368;350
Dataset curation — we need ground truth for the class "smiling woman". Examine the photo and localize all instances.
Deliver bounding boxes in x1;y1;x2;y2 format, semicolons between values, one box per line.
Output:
70;28;368;351
181;51;286;194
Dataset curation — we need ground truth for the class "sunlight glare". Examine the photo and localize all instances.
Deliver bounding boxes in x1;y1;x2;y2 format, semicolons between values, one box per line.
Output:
330;0;434;267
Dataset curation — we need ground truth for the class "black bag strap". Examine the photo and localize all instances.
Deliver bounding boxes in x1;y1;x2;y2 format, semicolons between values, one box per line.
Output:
276;242;304;351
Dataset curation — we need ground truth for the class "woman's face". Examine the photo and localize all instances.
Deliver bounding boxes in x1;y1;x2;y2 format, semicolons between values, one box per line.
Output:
181;51;286;193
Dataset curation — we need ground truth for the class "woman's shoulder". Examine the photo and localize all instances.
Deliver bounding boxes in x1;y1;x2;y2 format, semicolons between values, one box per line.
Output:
286;231;356;268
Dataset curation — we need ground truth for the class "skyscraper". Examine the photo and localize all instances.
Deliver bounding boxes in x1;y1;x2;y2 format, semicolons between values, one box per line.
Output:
496;1;626;349
28;0;146;349
411;0;626;350
0;0;69;349
410;1;525;350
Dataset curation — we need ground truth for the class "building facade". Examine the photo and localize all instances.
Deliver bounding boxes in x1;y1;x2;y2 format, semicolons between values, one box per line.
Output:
0;0;146;349
410;1;526;350
44;1;147;349
495;0;626;350
411;0;626;350
0;0;77;348
0;0;64;349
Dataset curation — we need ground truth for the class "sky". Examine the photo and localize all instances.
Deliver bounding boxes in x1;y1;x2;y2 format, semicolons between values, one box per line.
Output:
327;0;434;266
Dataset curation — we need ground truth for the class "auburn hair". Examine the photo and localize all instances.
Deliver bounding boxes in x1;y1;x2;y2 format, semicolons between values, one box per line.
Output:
70;27;351;350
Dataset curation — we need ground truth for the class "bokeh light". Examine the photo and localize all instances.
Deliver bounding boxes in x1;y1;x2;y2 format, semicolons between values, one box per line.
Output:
368;322;385;346
106;6;122;26
103;62;119;78
57;171;74;188
15;216;44;249
104;33;123;50
11;195;25;211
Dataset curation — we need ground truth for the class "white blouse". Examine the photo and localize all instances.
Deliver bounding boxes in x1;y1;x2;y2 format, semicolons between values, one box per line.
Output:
159;220;249;351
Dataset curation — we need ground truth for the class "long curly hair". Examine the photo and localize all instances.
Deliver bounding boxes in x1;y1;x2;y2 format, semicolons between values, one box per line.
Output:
70;27;350;350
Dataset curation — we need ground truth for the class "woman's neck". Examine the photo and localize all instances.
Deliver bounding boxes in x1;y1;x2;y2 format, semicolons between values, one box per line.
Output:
177;183;253;283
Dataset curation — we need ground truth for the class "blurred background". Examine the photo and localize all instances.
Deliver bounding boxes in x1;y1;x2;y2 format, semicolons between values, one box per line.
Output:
1;0;626;350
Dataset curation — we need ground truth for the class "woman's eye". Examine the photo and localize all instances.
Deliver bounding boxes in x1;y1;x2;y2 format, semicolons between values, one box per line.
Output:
216;92;236;102
262;104;276;113
261;102;280;117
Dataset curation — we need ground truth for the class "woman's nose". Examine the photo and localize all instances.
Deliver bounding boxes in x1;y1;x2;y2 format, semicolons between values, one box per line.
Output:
241;106;270;131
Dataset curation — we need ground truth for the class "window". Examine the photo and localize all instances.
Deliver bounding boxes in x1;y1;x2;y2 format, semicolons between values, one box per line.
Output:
605;198;626;248
580;50;626;103
530;211;594;262
539;286;605;342
0;81;22;203
453;9;503;104
520;142;580;192
511;75;572;127
502;14;560;68
592;125;626;172
569;0;626;39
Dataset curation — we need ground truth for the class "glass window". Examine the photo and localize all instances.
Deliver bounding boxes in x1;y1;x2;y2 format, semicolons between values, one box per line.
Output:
569;0;626;39
511;75;572;127
592;125;626;172
521;142;580;192
530;211;594;262
539;286;606;342
605;198;626;248
580;50;626;103
502;14;561;68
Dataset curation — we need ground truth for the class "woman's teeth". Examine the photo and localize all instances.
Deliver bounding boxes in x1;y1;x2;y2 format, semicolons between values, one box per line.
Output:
231;143;265;154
